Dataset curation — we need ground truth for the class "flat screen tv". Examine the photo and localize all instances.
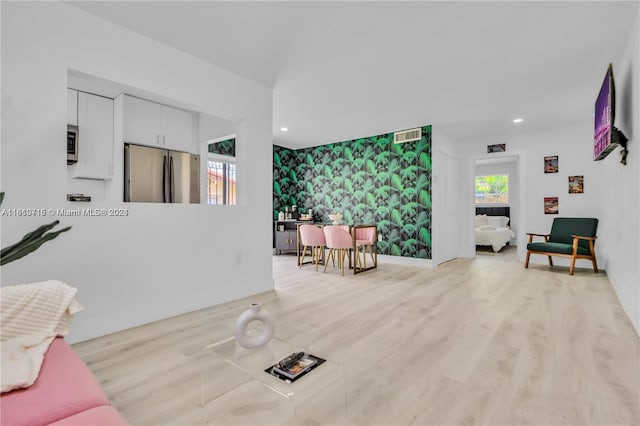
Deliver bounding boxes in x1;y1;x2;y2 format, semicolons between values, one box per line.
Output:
594;63;628;164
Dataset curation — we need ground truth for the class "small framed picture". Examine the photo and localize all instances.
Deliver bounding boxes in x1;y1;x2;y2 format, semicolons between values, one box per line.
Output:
568;176;584;194
544;156;558;173
544;197;559;214
487;143;506;153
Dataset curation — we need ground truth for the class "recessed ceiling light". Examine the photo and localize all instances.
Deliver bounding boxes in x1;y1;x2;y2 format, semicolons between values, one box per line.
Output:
513;118;524;123
280;127;288;132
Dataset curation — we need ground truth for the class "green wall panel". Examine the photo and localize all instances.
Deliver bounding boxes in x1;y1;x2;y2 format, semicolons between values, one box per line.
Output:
273;125;432;259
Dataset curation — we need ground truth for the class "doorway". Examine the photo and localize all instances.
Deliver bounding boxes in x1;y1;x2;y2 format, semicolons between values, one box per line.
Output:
473;155;519;260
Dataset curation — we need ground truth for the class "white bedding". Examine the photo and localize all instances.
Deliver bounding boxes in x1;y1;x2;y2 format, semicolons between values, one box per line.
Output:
475;225;515;252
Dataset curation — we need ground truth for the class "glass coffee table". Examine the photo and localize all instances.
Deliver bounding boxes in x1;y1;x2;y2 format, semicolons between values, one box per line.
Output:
201;335;346;425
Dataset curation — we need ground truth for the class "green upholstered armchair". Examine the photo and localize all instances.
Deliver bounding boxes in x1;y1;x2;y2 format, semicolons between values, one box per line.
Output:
525;217;599;275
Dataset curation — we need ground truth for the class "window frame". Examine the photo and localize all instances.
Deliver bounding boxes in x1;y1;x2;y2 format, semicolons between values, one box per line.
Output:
207;152;237;206
474;173;509;206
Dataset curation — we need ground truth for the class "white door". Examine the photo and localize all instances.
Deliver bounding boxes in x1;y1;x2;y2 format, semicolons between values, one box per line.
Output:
437;149;459;265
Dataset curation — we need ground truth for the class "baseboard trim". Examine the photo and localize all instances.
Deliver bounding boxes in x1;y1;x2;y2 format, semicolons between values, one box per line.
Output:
377;254;433;268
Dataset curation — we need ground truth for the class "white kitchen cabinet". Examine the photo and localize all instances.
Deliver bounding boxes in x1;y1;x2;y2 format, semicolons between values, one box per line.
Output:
72;92;114;180
161;105;193;151
123;95;194;152
67;88;78;126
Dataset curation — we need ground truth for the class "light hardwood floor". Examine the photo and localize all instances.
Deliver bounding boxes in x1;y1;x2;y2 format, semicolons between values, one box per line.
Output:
74;254;640;425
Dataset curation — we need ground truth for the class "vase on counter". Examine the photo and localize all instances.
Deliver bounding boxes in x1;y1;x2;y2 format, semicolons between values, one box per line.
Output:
234;302;275;349
278;211;285;221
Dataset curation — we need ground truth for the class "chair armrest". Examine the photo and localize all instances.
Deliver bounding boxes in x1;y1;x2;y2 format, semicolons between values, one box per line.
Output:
526;232;549;243
571;235;597;241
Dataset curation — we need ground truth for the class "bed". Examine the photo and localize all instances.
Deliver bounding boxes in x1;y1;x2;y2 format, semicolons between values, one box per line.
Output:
475;206;515;252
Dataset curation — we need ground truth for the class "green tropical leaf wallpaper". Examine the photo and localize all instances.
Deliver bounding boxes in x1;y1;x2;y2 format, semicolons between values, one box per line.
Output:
208;138;236;156
273;125;432;259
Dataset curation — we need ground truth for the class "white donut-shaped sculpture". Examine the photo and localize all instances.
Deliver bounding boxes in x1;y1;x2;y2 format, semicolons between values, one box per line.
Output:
233;302;275;349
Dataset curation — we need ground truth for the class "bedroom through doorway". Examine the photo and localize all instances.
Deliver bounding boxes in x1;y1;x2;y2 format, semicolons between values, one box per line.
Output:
473;155;519;261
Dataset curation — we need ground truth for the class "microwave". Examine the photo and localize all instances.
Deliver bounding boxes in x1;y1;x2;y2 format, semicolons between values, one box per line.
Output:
67;124;78;164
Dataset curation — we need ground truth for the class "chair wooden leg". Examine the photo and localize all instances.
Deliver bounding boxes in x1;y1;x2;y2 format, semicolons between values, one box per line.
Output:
340;249;346;276
569;256;576;276
299;245;308;268
590;241;599;273
525;251;531;268
323;249;332;273
548;256;553;267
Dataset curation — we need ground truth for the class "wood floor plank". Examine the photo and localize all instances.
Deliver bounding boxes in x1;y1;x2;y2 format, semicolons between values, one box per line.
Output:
73;253;640;425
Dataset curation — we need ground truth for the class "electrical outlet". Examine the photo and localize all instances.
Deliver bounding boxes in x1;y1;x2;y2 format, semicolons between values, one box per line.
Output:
378;234;383;241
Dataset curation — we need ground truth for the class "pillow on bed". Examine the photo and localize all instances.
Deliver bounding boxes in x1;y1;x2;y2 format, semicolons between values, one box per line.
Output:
475;215;488;227
487;216;510;227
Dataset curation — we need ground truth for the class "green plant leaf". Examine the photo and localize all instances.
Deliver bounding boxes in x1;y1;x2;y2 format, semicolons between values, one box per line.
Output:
416;174;430;191
1;226;71;266
274;181;282;196
401;165;418;181
391;174;403;191
400;202;418;218
402;151;417;164
419;152;431;170
366;159;376;175
344;147;354;162
401;187;417;202
401;224;418;236
391;209;403;226
366;192;376;208
419;190;431;208
391;244;401;256
377;219;392;234
375;186;390;200
419;228;431;246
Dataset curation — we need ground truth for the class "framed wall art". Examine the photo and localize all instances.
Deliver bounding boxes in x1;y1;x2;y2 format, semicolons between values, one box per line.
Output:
568;176;584;194
544;156;558;173
487;143;506;153
544;197;559;214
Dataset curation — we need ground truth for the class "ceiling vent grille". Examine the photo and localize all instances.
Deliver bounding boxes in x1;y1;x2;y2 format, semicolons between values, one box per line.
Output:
393;127;422;144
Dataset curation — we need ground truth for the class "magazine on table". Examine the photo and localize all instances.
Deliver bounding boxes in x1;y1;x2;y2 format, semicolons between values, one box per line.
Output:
265;351;326;383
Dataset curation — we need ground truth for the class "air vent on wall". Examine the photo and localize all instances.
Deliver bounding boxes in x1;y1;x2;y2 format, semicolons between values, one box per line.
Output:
393;127;422;144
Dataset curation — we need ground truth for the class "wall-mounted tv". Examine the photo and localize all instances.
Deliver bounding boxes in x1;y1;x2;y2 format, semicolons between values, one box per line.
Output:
594;63;628;164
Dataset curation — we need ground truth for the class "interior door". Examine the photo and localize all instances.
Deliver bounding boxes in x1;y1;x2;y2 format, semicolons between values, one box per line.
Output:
438;149;459;265
169;150;200;203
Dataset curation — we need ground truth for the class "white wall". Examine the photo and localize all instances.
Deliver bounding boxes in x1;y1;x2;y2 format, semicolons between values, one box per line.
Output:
597;16;640;335
459;124;611;264
456;15;639;335
1;2;274;343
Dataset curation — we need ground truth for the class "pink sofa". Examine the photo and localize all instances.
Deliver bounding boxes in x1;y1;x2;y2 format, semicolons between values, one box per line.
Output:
0;337;127;426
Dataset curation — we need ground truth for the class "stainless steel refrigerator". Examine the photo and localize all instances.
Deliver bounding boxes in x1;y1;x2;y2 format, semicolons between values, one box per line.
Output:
124;143;200;203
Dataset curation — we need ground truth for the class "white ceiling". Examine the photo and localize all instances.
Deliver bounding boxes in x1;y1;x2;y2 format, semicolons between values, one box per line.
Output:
70;1;639;149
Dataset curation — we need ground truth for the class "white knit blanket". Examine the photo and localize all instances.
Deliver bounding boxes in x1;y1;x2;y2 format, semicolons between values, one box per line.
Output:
1;280;84;393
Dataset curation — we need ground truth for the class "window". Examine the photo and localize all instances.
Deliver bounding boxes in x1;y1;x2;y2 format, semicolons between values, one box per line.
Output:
208;158;236;205
475;174;508;205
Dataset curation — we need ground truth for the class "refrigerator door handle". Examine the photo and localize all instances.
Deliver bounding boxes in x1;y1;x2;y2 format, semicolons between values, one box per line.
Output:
169;155;175;203
162;155;169;203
